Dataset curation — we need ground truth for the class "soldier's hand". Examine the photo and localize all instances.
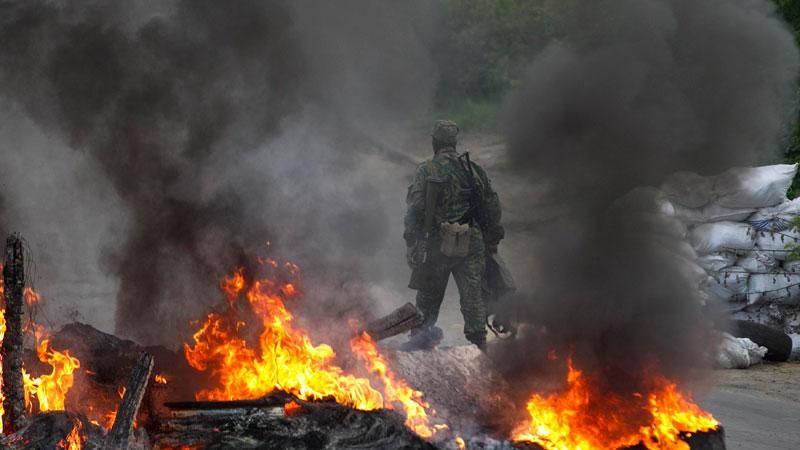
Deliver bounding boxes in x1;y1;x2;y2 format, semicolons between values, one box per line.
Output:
406;245;418;269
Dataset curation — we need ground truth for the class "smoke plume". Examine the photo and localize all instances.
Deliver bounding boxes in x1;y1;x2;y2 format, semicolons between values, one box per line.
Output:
0;0;438;344
498;0;799;388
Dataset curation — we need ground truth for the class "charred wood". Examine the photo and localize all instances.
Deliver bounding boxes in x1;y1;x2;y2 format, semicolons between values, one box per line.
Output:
106;352;154;450
154;393;436;450
2;234;25;434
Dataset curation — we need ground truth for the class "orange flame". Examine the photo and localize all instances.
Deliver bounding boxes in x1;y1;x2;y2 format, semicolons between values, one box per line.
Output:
512;356;719;450
23;339;81;412
57;419;84;450
184;261;445;438
185;267;384;409
0;267;80;432
221;269;246;308
155;373;168;384
350;332;439;438
284;400;302;416
23;287;42;306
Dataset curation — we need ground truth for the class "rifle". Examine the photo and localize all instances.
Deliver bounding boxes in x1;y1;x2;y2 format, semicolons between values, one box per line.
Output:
458;152;488;231
408;174;444;290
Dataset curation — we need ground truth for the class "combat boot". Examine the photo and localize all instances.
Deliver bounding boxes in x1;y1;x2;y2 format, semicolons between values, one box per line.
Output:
400;326;443;351
465;333;487;352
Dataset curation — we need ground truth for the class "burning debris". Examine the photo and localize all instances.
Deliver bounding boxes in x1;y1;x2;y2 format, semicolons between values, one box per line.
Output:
3;0;797;447
0;235;728;449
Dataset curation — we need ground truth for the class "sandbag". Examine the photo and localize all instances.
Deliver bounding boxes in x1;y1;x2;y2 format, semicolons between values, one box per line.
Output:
661;172;714;208
673;203;755;224
715;333;767;369
754;229;800;261
716;267;749;298
698;252;737;272
736;251;779;273
747;272;800;305
688;222;755;254
714;164;797;209
747;197;800;231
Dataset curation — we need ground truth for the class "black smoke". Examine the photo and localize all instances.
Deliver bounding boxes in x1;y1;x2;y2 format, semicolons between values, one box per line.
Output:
497;0;799;390
0;0;438;344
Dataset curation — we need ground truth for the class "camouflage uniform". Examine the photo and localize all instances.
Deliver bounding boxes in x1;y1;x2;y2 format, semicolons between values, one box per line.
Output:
404;120;504;348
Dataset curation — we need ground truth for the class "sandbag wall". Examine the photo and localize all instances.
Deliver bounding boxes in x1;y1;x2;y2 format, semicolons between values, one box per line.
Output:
659;164;800;354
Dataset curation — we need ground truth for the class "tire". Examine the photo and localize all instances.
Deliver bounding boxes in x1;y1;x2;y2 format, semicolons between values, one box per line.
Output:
730;320;792;362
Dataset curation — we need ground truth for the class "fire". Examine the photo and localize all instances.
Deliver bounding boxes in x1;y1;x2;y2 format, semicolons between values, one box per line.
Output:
57;419;85;450
220;269;246;308
23;287;41;306
184;260;444;438
23;339;81;412
155;373;168;384
350;332;438;438
0;266;81;432
185;264;384;409
283;400;301;415
512;356;719;450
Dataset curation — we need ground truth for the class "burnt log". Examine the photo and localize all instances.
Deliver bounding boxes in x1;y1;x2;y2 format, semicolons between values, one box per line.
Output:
46;323;198;428
2;234;25;434
0;412;104;449
106;352;154;450
154;393;436;450
361;302;424;341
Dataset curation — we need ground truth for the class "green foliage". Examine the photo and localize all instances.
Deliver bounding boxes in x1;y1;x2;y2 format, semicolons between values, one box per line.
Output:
785;216;800;260
431;97;500;131
774;0;800;197
432;0;554;127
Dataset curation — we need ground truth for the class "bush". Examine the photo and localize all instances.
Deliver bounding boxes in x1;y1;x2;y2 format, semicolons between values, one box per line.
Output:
432;0;554;127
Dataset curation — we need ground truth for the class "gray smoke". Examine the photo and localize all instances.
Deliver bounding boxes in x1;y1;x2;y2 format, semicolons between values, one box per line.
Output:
497;0;799;390
0;0;438;344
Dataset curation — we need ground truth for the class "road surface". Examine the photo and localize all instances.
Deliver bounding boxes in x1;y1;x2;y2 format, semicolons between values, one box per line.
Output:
701;363;800;450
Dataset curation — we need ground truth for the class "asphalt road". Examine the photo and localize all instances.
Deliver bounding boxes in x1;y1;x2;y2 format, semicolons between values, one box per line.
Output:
703;388;800;450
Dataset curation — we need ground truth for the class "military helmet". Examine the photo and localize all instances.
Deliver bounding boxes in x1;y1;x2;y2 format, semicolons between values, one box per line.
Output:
431;120;459;145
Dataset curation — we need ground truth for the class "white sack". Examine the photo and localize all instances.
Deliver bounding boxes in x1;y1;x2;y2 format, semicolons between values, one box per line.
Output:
754;229;800;261
673;203;755;224
716;267;750;297
661;172;714;208
689;222;755;254
747;272;800;305
737;251;779;273
715;333;767;369
748;197;800;222
698;252;738;272
715;164;797;209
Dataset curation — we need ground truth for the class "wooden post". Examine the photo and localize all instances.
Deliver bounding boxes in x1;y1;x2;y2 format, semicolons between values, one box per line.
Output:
2;234;25;434
106;352;154;450
360;302;424;341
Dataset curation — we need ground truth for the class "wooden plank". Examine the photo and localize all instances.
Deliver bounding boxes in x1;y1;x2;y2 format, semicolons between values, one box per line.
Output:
2;234;26;434
105;352;154;449
360;302;424;341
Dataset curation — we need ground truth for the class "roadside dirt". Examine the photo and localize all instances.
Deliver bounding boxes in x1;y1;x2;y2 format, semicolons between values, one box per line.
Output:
713;362;800;402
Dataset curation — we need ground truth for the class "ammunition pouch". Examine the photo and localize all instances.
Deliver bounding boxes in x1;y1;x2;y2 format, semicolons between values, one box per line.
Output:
439;222;470;258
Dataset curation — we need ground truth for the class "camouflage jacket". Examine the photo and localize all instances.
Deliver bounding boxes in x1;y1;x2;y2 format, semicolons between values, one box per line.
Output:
404;147;504;248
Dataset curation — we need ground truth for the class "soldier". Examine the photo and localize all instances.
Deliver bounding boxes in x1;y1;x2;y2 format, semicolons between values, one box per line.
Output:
402;120;504;351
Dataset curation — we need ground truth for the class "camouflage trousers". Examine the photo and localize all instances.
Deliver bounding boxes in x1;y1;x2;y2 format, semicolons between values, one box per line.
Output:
414;233;486;346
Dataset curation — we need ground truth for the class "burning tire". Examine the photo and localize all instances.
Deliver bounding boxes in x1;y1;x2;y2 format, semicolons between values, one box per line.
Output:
730;320;792;362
